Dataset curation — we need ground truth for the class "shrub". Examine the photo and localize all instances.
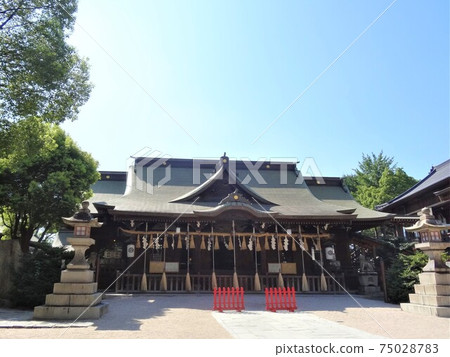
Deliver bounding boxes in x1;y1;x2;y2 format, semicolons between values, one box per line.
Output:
385;250;428;304
9;243;73;308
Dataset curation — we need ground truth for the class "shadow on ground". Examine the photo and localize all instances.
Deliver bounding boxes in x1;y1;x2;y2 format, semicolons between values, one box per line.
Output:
92;292;397;332
93;293;216;331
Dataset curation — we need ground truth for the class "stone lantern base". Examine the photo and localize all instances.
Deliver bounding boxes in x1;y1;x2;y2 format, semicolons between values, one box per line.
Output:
400;272;450;317
358;272;383;296
33;237;108;320
400;242;450;318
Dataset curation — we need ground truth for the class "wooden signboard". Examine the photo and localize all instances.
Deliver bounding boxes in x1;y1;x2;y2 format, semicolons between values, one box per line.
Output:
268;263;297;274
149;262;179;273
281;263;297;274
165;262;180;273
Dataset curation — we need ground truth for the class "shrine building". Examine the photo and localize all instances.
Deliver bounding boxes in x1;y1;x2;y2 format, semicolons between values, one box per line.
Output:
77;154;397;293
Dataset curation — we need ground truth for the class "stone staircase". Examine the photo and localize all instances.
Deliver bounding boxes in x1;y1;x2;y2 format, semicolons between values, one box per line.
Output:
401;271;450;318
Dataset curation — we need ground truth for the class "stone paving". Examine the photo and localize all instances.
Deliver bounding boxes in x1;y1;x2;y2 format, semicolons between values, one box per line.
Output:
213;310;380;339
0;293;448;339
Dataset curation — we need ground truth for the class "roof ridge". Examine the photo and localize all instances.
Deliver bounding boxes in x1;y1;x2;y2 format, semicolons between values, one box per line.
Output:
169;161;276;205
432;158;450;172
376;159;450;210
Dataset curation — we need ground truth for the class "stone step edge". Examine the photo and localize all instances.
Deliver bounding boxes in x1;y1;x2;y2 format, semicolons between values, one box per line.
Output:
400;303;450;318
33;302;108;320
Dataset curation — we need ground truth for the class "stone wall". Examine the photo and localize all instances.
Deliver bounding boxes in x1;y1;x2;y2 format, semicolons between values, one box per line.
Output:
0;240;22;306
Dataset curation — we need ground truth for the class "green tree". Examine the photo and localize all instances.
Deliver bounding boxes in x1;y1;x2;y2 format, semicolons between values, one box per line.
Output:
0;117;99;253
344;152;423;304
386;250;428;304
0;0;91;124
344;152;418;209
9;242;74;308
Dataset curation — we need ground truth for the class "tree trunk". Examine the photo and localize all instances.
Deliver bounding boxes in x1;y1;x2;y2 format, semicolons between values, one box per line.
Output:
19;228;34;254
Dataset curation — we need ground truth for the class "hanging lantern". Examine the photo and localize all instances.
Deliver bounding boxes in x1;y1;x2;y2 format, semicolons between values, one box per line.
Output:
325;246;336;260
126;243;135;258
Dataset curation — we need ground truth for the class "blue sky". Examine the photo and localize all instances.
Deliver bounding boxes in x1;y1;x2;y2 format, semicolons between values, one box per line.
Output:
62;0;449;180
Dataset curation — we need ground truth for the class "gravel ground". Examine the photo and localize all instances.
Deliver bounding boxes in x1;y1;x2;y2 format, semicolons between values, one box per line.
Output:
282;294;450;339
0;293;448;339
0;294;232;339
310;304;450;339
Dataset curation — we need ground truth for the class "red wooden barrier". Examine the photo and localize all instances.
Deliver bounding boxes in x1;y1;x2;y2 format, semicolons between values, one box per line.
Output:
213;287;245;312
265;287;297;312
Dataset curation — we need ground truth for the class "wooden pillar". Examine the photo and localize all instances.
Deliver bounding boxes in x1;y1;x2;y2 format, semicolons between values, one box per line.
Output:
396;224;405;239
260;238;267;275
193;235;201;274
334;231;352;270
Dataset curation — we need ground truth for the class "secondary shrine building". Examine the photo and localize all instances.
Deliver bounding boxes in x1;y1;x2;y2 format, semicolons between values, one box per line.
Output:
78;154;396;293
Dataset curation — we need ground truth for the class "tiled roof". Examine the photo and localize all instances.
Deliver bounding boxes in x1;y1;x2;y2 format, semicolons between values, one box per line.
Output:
307;180;394;221
89;174;127;214
89;156;392;223
376;159;450;211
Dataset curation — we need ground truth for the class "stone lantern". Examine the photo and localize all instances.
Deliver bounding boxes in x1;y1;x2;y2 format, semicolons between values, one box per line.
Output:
34;201;108;320
400;207;450;317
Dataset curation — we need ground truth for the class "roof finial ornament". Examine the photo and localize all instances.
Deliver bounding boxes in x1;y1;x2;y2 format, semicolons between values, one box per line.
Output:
220;152;229;165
